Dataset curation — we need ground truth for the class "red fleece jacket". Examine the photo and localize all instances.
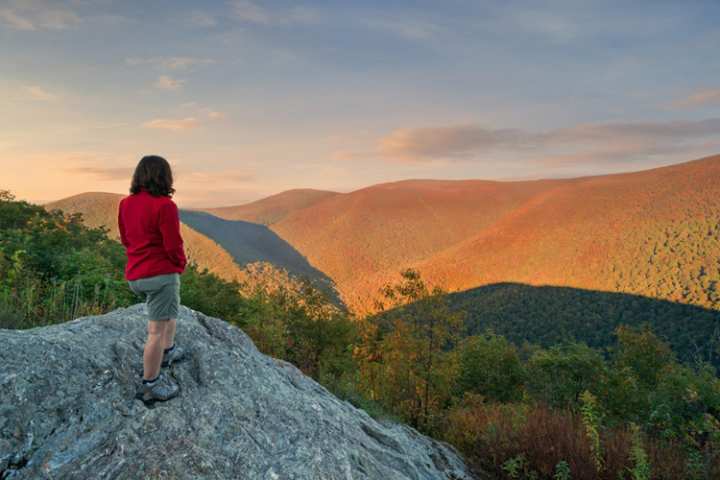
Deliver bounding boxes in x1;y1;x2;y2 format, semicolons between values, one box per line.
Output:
118;190;187;281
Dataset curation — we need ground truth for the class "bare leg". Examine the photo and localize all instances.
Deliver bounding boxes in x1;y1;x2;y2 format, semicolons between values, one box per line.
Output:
162;319;177;350
144;320;167;380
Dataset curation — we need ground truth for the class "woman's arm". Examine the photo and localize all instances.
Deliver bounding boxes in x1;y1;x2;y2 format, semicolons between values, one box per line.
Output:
158;201;187;270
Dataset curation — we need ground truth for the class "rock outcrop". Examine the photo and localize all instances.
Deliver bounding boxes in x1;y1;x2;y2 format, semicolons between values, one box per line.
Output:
0;304;471;479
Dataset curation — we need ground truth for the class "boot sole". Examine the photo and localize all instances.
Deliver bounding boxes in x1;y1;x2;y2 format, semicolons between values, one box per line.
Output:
135;389;180;406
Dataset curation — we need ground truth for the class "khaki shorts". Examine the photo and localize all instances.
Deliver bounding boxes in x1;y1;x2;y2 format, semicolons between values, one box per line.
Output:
128;273;181;321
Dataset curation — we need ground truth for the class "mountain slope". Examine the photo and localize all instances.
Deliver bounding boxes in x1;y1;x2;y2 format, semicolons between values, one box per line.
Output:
270;156;720;313
179;210;341;304
417;155;720;310
270;179;563;309
0;304;470;479
381;283;720;366
45;193;248;284
203;188;339;224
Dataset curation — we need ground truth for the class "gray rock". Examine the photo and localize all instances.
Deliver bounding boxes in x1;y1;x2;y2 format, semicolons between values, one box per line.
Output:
0;304;471;480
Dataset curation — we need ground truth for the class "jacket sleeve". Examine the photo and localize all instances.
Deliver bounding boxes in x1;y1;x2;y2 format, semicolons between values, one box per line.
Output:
118;200;129;248
158;201;187;270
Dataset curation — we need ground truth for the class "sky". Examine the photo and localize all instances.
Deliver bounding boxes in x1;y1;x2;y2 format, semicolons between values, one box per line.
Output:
2;0;720;207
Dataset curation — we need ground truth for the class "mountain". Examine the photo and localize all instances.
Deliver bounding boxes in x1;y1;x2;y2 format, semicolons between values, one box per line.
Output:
44;193;336;299
179;210;340;304
202;188;339;225
380;283;720;366
270;155;720;313
0;304;470;479
46;155;720;316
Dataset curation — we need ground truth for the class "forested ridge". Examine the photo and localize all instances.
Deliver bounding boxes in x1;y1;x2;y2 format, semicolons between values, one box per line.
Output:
387;282;720;368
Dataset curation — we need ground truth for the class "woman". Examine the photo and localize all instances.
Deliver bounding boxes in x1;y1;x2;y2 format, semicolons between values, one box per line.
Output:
118;155;187;403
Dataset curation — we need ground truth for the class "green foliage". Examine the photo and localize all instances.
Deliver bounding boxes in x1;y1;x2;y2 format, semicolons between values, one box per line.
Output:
579;391;603;473
179;265;248;326
457;332;526;402
553;460;571;480
0;190;134;327
502;454;526;479
363;269;464;431
526;343;607;409
241;279;359;393
434;283;720;368
612;325;675;390
628;424;651;480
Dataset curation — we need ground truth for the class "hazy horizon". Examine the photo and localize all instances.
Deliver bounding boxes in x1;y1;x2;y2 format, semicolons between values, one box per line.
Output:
34;152;717;209
3;0;720;206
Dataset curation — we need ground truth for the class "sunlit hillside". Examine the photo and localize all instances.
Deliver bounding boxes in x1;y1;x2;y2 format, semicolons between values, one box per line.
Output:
202;188;339;224
270;155;720;314
48;155;720;316
417;155;720;311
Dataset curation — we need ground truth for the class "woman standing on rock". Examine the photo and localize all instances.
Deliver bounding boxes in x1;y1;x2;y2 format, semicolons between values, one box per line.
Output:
118;155;187;403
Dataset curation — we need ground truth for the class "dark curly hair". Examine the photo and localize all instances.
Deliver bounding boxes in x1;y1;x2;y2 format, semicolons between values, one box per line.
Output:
130;155;175;197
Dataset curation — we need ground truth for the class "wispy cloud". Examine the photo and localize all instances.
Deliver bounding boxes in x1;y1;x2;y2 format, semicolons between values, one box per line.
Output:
65;166;134;180
206;110;225;120
0;0;80;31
65;165;253;187
179;102;227;121
673;88;720;109
378;119;720;165
180;170;254;184
125;56;214;70
23;85;58;101
229;0;319;26
142;117;199;131
154;75;184;91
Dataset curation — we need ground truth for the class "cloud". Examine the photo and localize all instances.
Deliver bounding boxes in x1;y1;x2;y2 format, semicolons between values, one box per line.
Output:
180;170;254;184
125;56;214;70
206;110;225;120
179;103;226;121
0;1;80;31
142;117;199;131
229;0;319;26
65;166;134;180
380;125;527;160
378;119;720;165
154;75;184;91
23;85;58;101
65;165;254;193
674;88;720;109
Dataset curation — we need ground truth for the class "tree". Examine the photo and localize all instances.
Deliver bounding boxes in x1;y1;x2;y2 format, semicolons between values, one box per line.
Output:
367;269;464;431
526;342;607;409
456;332;526;402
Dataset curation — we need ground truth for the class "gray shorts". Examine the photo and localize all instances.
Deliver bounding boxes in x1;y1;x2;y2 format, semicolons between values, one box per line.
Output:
128;273;181;321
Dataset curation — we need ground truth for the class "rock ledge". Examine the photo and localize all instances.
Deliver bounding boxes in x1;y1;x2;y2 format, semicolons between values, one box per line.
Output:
0;304;470;479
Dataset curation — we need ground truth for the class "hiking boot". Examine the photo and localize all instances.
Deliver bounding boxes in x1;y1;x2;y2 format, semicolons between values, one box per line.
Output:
135;372;179;404
161;345;186;368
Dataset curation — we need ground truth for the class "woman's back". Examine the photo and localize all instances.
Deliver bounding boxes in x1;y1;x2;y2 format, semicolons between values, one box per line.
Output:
118;189;186;281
